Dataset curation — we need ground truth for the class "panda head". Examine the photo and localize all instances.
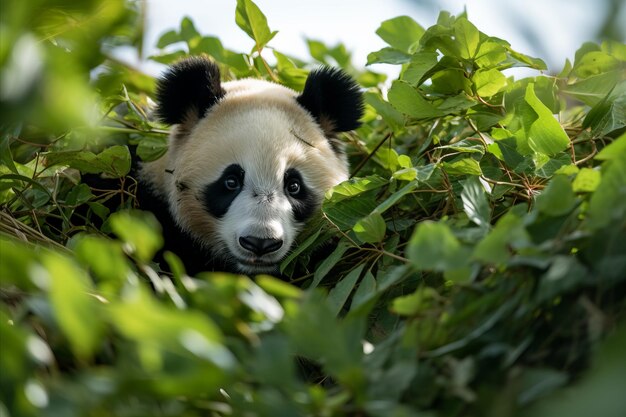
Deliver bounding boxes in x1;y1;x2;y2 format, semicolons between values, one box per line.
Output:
148;57;363;274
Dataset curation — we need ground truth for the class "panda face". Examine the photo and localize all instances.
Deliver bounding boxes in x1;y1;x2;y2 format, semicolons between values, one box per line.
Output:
168;100;349;274
144;57;363;274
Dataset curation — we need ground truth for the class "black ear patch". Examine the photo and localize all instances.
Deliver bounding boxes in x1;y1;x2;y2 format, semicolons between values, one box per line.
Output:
155;57;225;126
296;67;364;135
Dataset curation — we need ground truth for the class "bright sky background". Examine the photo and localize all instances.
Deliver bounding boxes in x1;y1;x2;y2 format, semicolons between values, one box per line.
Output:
136;0;624;79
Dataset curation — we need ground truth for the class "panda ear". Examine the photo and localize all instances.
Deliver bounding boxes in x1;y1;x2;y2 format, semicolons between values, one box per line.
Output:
296;67;364;136
155;57;225;129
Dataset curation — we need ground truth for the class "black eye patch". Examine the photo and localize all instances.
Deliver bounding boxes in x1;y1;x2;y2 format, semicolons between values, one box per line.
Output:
284;168;318;222
203;164;245;218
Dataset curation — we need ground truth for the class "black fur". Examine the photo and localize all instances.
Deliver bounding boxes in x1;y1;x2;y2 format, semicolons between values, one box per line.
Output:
296;67;364;133
202;164;245;218
155;57;225;126
284;168;318;222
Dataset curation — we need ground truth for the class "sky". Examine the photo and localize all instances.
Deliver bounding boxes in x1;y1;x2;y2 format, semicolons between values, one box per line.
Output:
134;0;624;78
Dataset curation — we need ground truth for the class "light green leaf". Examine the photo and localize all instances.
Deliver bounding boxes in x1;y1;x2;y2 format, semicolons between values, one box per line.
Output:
572;168;601;192
407;221;468;271
523;83;570;156
443;158;483;176
473;68;507;97
454;17;480;59
235;0;277;50
474;41;507;68
42;252;102;359
391;287;439;316
376;16;425;52
388;81;445;119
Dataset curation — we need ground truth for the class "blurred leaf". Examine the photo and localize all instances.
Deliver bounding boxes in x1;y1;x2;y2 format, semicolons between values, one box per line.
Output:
42;252;103;359
536;175;577;216
407;221;468;271
109;210;163;262
572;168;601;192
473;211;530;264
587;135;626;230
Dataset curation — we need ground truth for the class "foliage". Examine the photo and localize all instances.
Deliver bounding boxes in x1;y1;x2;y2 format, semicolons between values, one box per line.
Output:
1;1;626;416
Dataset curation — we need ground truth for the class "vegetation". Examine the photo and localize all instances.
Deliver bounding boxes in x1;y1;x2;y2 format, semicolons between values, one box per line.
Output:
1;0;625;416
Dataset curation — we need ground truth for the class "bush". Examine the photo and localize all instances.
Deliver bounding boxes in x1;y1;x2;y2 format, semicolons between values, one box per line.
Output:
1;0;625;416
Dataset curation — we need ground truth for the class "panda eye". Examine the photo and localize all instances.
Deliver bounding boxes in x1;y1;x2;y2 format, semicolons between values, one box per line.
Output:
224;175;241;191
286;178;301;196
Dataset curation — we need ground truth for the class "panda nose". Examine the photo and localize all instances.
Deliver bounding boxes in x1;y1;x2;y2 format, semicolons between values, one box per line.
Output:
239;236;283;256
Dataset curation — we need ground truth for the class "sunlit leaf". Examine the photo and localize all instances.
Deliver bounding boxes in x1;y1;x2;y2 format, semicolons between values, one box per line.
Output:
375;16;425;52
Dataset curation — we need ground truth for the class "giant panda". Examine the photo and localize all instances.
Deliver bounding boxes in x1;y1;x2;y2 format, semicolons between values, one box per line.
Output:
137;56;363;275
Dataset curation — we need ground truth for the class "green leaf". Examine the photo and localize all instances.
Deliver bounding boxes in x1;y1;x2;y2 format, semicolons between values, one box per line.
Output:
366;47;411;65
311;242;349;288
235;0;277;50
407;221;468;271
376;16;425;52
473;68;507;97
42;252;102;359
156;29;181;48
443;158;483;176
74;235;129;285
572;51;622;78
536;175;577;216
180;17;200;42
454;17;481;59
587;135;626;230
474;41;507;68
473;212;530;264
109;210;163;262
44;145;131;177
327;265;365;316
388;81;445;119
523;83;570;156
391;286;439;316
136;135;168;162
461;176;490;228
109;287;232;370
353;212;386;244
572;168;601;192
561;70;625;106
401;52;439;85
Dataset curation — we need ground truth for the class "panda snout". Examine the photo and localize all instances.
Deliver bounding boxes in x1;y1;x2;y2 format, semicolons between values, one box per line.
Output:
239;236;283;256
